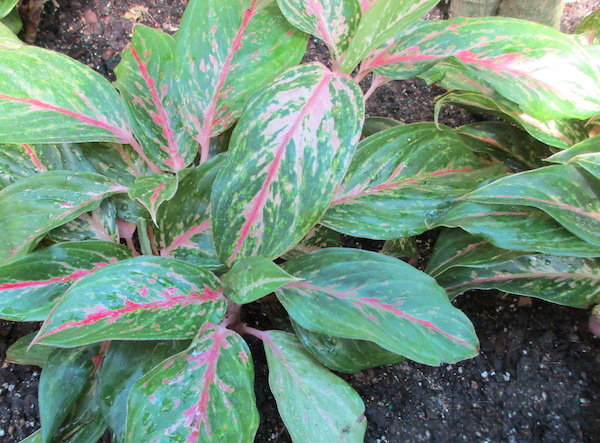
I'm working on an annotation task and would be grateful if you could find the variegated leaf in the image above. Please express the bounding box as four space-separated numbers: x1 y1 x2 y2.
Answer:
321 123 495 240
280 224 342 260
292 320 403 373
263 330 366 441
174 0 307 161
128 173 179 225
381 236 417 258
126 324 258 442
115 25 196 172
79 142 154 185
361 115 404 139
47 199 119 243
438 201 600 257
97 340 189 443
0 171 126 264
0 0 18 19
576 8 600 44
362 18 600 120
547 135 600 180
340 0 439 73
462 165 600 247
277 248 479 365
0 45 134 144
222 256 300 304
157 155 225 269
0 241 132 321
33 256 226 347
0 21 22 49
5 332 55 367
211 62 364 266
276 0 361 63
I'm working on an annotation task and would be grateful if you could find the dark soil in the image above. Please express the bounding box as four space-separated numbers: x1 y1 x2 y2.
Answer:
1 1 600 442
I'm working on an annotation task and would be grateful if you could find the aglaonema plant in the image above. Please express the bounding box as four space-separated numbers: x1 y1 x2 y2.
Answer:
1 0 599 441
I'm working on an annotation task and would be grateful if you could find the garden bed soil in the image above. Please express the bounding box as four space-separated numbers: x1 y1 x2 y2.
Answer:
1 1 600 442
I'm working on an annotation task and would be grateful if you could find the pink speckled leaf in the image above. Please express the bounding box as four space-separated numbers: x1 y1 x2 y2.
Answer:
0 241 133 322
33 256 226 347
125 324 258 442
276 0 361 63
362 18 600 120
115 25 196 172
128 173 179 225
174 0 307 161
211 63 364 266
276 248 479 365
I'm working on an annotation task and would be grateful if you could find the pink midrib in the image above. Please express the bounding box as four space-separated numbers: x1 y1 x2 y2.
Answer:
0 262 111 291
21 144 47 171
228 73 333 265
161 219 211 256
446 271 599 292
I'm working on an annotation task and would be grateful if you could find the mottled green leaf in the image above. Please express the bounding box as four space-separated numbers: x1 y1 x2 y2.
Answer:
174 0 307 161
126 324 258 442
128 173 179 225
0 46 134 144
547 135 600 180
34 256 226 347
0 241 132 321
5 332 54 367
263 330 366 441
576 8 600 44
79 142 153 185
277 0 361 63
280 224 342 260
0 20 21 47
277 248 479 365
361 116 404 139
0 171 126 264
292 321 403 373
211 63 364 265
47 199 119 243
363 18 600 120
222 256 299 304
115 25 196 172
321 123 496 240
381 236 417 259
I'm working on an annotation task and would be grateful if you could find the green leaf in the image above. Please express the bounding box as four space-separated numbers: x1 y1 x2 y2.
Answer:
0 171 126 264
174 0 308 160
462 165 600 247
126 324 258 442
547 135 600 180
34 256 226 347
97 340 189 443
576 8 600 44
222 256 299 304
292 321 403 373
280 224 342 260
437 201 600 257
263 330 366 441
363 18 600 120
321 123 495 240
0 18 22 46
156 155 225 269
0 0 18 19
0 46 134 144
340 0 439 73
381 236 417 258
211 62 364 266
18 430 42 443
115 25 196 172
361 116 404 139
277 248 479 365
5 332 55 367
276 0 361 62
128 173 179 225
79 142 153 185
0 241 133 321
47 199 119 243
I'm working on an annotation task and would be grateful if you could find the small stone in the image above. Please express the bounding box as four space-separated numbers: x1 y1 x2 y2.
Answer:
83 9 99 24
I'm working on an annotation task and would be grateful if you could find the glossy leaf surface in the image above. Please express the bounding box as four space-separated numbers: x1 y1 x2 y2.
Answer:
0 46 133 144
211 63 364 265
0 0 17 19
277 248 479 365
547 135 600 180
126 325 258 442
5 332 55 368
34 257 226 347
0 171 125 264
128 173 179 224
0 241 132 321
280 224 342 260
264 330 366 441
47 200 119 243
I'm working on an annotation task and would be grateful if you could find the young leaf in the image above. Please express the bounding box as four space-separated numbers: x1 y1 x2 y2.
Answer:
115 25 196 172
362 18 600 120
126 324 258 442
321 123 495 240
174 0 308 160
5 332 55 367
462 165 600 247
128 173 179 225
277 248 479 365
0 171 126 264
34 257 226 347
0 241 133 321
263 330 366 441
222 256 300 304
97 340 190 442
0 46 134 144
276 0 361 63
292 321 403 373
211 62 364 266
547 135 600 180
156 155 225 269
340 0 439 73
